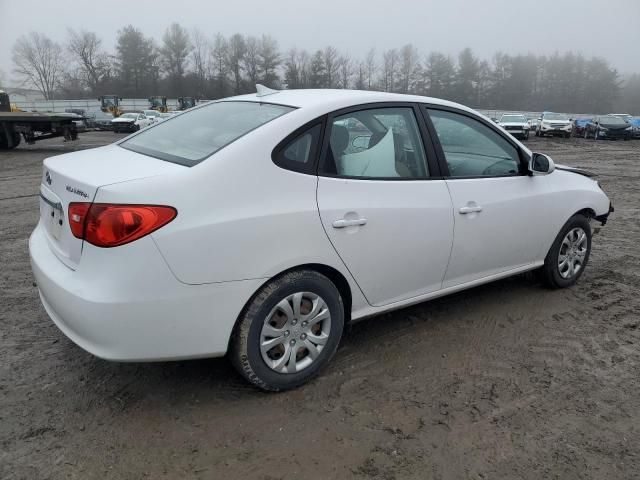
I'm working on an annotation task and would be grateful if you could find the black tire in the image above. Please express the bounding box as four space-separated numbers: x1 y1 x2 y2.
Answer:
230 270 345 391
135 125 140 131
540 214 592 289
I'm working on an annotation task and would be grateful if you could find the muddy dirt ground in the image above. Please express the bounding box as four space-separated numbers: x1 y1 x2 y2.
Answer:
1 132 639 480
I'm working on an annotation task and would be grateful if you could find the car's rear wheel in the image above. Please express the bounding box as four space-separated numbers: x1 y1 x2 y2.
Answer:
230 270 344 391
540 214 591 289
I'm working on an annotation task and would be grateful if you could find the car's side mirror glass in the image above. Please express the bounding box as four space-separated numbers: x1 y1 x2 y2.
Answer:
529 153 555 176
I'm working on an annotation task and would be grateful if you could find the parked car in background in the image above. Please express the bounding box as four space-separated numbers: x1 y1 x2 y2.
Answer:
90 110 114 130
59 112 87 132
571 118 590 137
536 112 572 138
143 109 162 124
629 117 640 139
584 115 633 140
111 112 152 133
608 113 633 123
498 113 530 140
30 88 613 391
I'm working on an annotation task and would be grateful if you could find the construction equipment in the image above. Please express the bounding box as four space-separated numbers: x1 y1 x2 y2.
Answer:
177 97 197 110
98 95 123 117
148 96 168 112
0 91 23 112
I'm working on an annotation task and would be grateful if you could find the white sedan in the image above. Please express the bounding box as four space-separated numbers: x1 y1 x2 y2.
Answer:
111 112 153 133
30 87 613 391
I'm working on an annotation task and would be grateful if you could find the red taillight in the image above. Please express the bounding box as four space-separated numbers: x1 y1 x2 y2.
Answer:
68 203 177 248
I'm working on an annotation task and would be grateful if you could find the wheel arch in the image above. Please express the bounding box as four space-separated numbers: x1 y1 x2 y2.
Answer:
227 263 354 351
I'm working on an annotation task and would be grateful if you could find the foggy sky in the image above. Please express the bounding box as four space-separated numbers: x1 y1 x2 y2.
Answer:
1 0 639 86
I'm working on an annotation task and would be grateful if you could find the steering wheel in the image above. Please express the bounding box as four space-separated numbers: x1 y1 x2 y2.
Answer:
482 159 516 176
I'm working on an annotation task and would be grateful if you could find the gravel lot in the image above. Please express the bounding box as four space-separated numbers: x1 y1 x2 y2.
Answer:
1 132 639 479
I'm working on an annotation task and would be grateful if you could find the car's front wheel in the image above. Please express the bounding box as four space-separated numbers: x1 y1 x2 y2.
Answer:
231 270 345 391
540 214 591 289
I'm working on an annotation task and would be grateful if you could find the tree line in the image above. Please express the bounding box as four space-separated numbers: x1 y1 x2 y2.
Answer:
9 24 640 114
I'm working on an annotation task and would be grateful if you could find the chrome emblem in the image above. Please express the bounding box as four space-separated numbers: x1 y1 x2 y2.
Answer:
45 171 52 185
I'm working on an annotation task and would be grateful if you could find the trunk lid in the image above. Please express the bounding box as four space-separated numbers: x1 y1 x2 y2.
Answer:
39 144 185 269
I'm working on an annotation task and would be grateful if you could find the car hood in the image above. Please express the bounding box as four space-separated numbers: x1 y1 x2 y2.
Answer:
542 119 571 124
555 164 597 178
599 122 629 130
500 122 528 127
112 117 135 123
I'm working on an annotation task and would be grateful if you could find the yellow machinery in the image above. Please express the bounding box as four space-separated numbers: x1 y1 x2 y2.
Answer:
98 95 123 117
148 96 168 113
0 91 22 112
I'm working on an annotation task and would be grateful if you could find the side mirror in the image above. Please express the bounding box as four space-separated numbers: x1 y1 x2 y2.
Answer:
529 153 555 176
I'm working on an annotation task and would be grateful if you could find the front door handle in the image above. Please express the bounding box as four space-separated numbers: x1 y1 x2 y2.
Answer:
459 205 483 214
332 218 367 228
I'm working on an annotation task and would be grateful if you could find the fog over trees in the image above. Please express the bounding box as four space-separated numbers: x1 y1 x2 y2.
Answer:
10 25 640 114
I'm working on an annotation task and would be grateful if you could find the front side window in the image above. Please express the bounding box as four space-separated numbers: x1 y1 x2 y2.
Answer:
428 109 521 178
121 101 294 166
322 107 428 179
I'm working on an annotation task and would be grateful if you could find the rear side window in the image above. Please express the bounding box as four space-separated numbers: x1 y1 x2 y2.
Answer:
121 101 294 166
273 124 322 173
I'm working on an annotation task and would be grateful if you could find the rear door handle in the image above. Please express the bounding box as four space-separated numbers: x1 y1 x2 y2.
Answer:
332 218 367 228
459 205 483 214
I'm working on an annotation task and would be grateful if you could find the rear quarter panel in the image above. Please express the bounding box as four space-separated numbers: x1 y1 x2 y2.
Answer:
94 116 369 312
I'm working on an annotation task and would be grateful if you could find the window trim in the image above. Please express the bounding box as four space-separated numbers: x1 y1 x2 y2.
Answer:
420 104 530 180
317 102 442 181
271 119 326 175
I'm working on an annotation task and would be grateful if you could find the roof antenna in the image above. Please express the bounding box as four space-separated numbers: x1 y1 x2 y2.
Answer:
256 84 279 97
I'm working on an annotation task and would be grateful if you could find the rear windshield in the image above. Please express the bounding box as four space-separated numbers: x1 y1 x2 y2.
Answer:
120 101 294 166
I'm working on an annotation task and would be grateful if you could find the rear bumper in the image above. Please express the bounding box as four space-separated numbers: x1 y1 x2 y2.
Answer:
29 222 263 361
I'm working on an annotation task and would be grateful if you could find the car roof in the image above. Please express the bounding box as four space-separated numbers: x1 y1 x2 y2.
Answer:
217 89 478 117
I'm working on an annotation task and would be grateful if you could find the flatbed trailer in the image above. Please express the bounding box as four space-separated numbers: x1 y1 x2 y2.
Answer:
0 112 79 150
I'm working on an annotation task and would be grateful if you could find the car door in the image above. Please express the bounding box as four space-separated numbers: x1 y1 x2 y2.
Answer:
138 114 148 127
316 104 454 307
424 106 553 288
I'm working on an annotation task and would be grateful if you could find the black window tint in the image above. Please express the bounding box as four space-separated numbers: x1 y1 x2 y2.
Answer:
428 109 520 178
273 123 322 173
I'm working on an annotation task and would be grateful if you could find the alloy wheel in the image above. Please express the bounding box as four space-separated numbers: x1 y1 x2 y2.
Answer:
558 227 588 279
260 292 332 374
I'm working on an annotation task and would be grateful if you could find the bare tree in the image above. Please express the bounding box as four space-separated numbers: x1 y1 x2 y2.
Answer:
243 36 260 86
210 33 228 97
226 34 246 94
337 55 353 89
382 49 399 92
0 68 6 88
67 29 111 94
190 28 210 97
13 32 64 100
398 44 419 94
365 49 377 90
284 48 310 89
323 46 340 88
